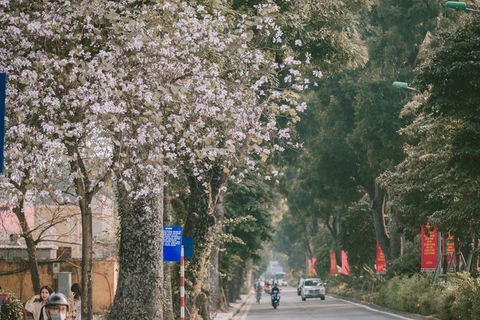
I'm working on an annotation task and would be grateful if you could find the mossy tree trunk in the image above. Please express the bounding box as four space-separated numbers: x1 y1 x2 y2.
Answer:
184 167 226 320
110 170 164 320
226 257 245 302
207 190 228 312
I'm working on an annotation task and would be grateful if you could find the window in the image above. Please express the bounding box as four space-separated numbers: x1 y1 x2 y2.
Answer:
57 247 72 259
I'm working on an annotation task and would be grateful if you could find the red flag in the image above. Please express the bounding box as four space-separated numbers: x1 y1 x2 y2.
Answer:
329 251 337 274
341 251 349 275
376 241 386 274
308 257 317 276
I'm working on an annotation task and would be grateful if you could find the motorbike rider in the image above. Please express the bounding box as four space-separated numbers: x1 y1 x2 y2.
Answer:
45 293 69 320
270 282 280 305
271 282 280 295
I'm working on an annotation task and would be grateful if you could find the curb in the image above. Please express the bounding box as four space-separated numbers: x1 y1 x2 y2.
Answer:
229 293 252 319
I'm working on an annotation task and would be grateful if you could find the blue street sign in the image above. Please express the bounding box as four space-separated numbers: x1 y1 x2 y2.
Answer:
0 73 5 174
183 236 194 258
163 226 183 262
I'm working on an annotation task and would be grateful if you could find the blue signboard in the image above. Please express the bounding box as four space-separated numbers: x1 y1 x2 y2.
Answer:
163 226 183 262
183 236 194 259
0 73 6 174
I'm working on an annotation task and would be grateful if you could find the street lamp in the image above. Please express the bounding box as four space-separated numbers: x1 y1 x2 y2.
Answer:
392 81 417 91
445 1 480 12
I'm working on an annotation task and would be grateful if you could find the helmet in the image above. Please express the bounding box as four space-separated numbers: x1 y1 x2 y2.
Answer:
46 293 69 310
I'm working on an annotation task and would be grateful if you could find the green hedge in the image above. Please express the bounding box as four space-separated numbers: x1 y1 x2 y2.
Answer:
374 274 443 316
438 275 480 320
329 272 480 319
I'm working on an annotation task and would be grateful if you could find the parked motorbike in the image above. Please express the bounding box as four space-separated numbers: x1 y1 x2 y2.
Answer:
271 292 280 309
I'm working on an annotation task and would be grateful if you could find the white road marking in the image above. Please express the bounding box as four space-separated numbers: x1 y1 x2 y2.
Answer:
237 295 253 320
331 296 418 319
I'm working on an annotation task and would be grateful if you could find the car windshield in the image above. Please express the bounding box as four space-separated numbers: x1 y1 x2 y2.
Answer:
305 280 321 286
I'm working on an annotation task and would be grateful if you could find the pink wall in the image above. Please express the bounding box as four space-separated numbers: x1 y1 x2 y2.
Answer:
0 205 34 234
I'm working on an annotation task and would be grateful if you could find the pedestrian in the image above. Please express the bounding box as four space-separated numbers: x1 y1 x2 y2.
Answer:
25 285 53 320
69 283 81 320
44 293 69 320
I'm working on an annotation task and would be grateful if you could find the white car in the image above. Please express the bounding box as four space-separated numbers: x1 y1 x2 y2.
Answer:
301 278 325 301
279 279 287 286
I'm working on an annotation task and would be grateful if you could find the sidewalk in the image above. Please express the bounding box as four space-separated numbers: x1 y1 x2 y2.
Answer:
213 292 251 320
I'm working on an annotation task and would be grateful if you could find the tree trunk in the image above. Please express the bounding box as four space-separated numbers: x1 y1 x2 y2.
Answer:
471 236 478 278
183 179 214 320
13 195 41 293
183 168 226 320
110 170 164 320
69 156 96 320
208 190 227 312
163 179 175 320
371 182 401 268
227 258 244 302
79 194 93 320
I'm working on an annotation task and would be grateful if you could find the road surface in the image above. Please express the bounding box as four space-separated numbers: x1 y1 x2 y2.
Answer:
235 286 423 320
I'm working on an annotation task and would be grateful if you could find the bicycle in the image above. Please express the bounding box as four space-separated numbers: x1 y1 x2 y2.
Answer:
256 290 262 304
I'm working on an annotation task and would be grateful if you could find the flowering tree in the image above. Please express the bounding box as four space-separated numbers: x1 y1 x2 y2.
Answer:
0 1 120 318
1 0 360 319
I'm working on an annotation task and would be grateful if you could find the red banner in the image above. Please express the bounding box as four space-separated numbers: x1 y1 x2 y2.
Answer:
341 250 349 275
421 225 438 271
307 257 317 276
446 233 456 271
376 241 387 274
329 251 337 274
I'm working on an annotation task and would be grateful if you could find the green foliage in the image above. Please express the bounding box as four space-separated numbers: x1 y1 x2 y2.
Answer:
347 266 386 292
279 0 442 272
338 195 376 274
223 176 274 263
0 292 24 320
367 0 440 74
273 212 308 273
416 15 480 177
374 274 442 316
386 240 421 277
231 0 371 74
332 272 480 319
439 275 480 320
381 14 480 247
325 266 386 302
312 225 336 279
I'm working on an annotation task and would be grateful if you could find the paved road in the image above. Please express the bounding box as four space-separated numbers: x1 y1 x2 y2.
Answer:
235 287 421 320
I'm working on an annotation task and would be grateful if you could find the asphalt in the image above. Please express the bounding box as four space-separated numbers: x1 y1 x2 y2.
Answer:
212 291 439 320
213 292 251 320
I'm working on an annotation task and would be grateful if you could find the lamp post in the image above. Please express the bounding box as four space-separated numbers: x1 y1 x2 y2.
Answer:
445 1 480 12
392 81 417 91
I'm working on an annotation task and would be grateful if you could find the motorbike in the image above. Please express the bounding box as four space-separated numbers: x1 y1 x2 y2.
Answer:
271 292 280 309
